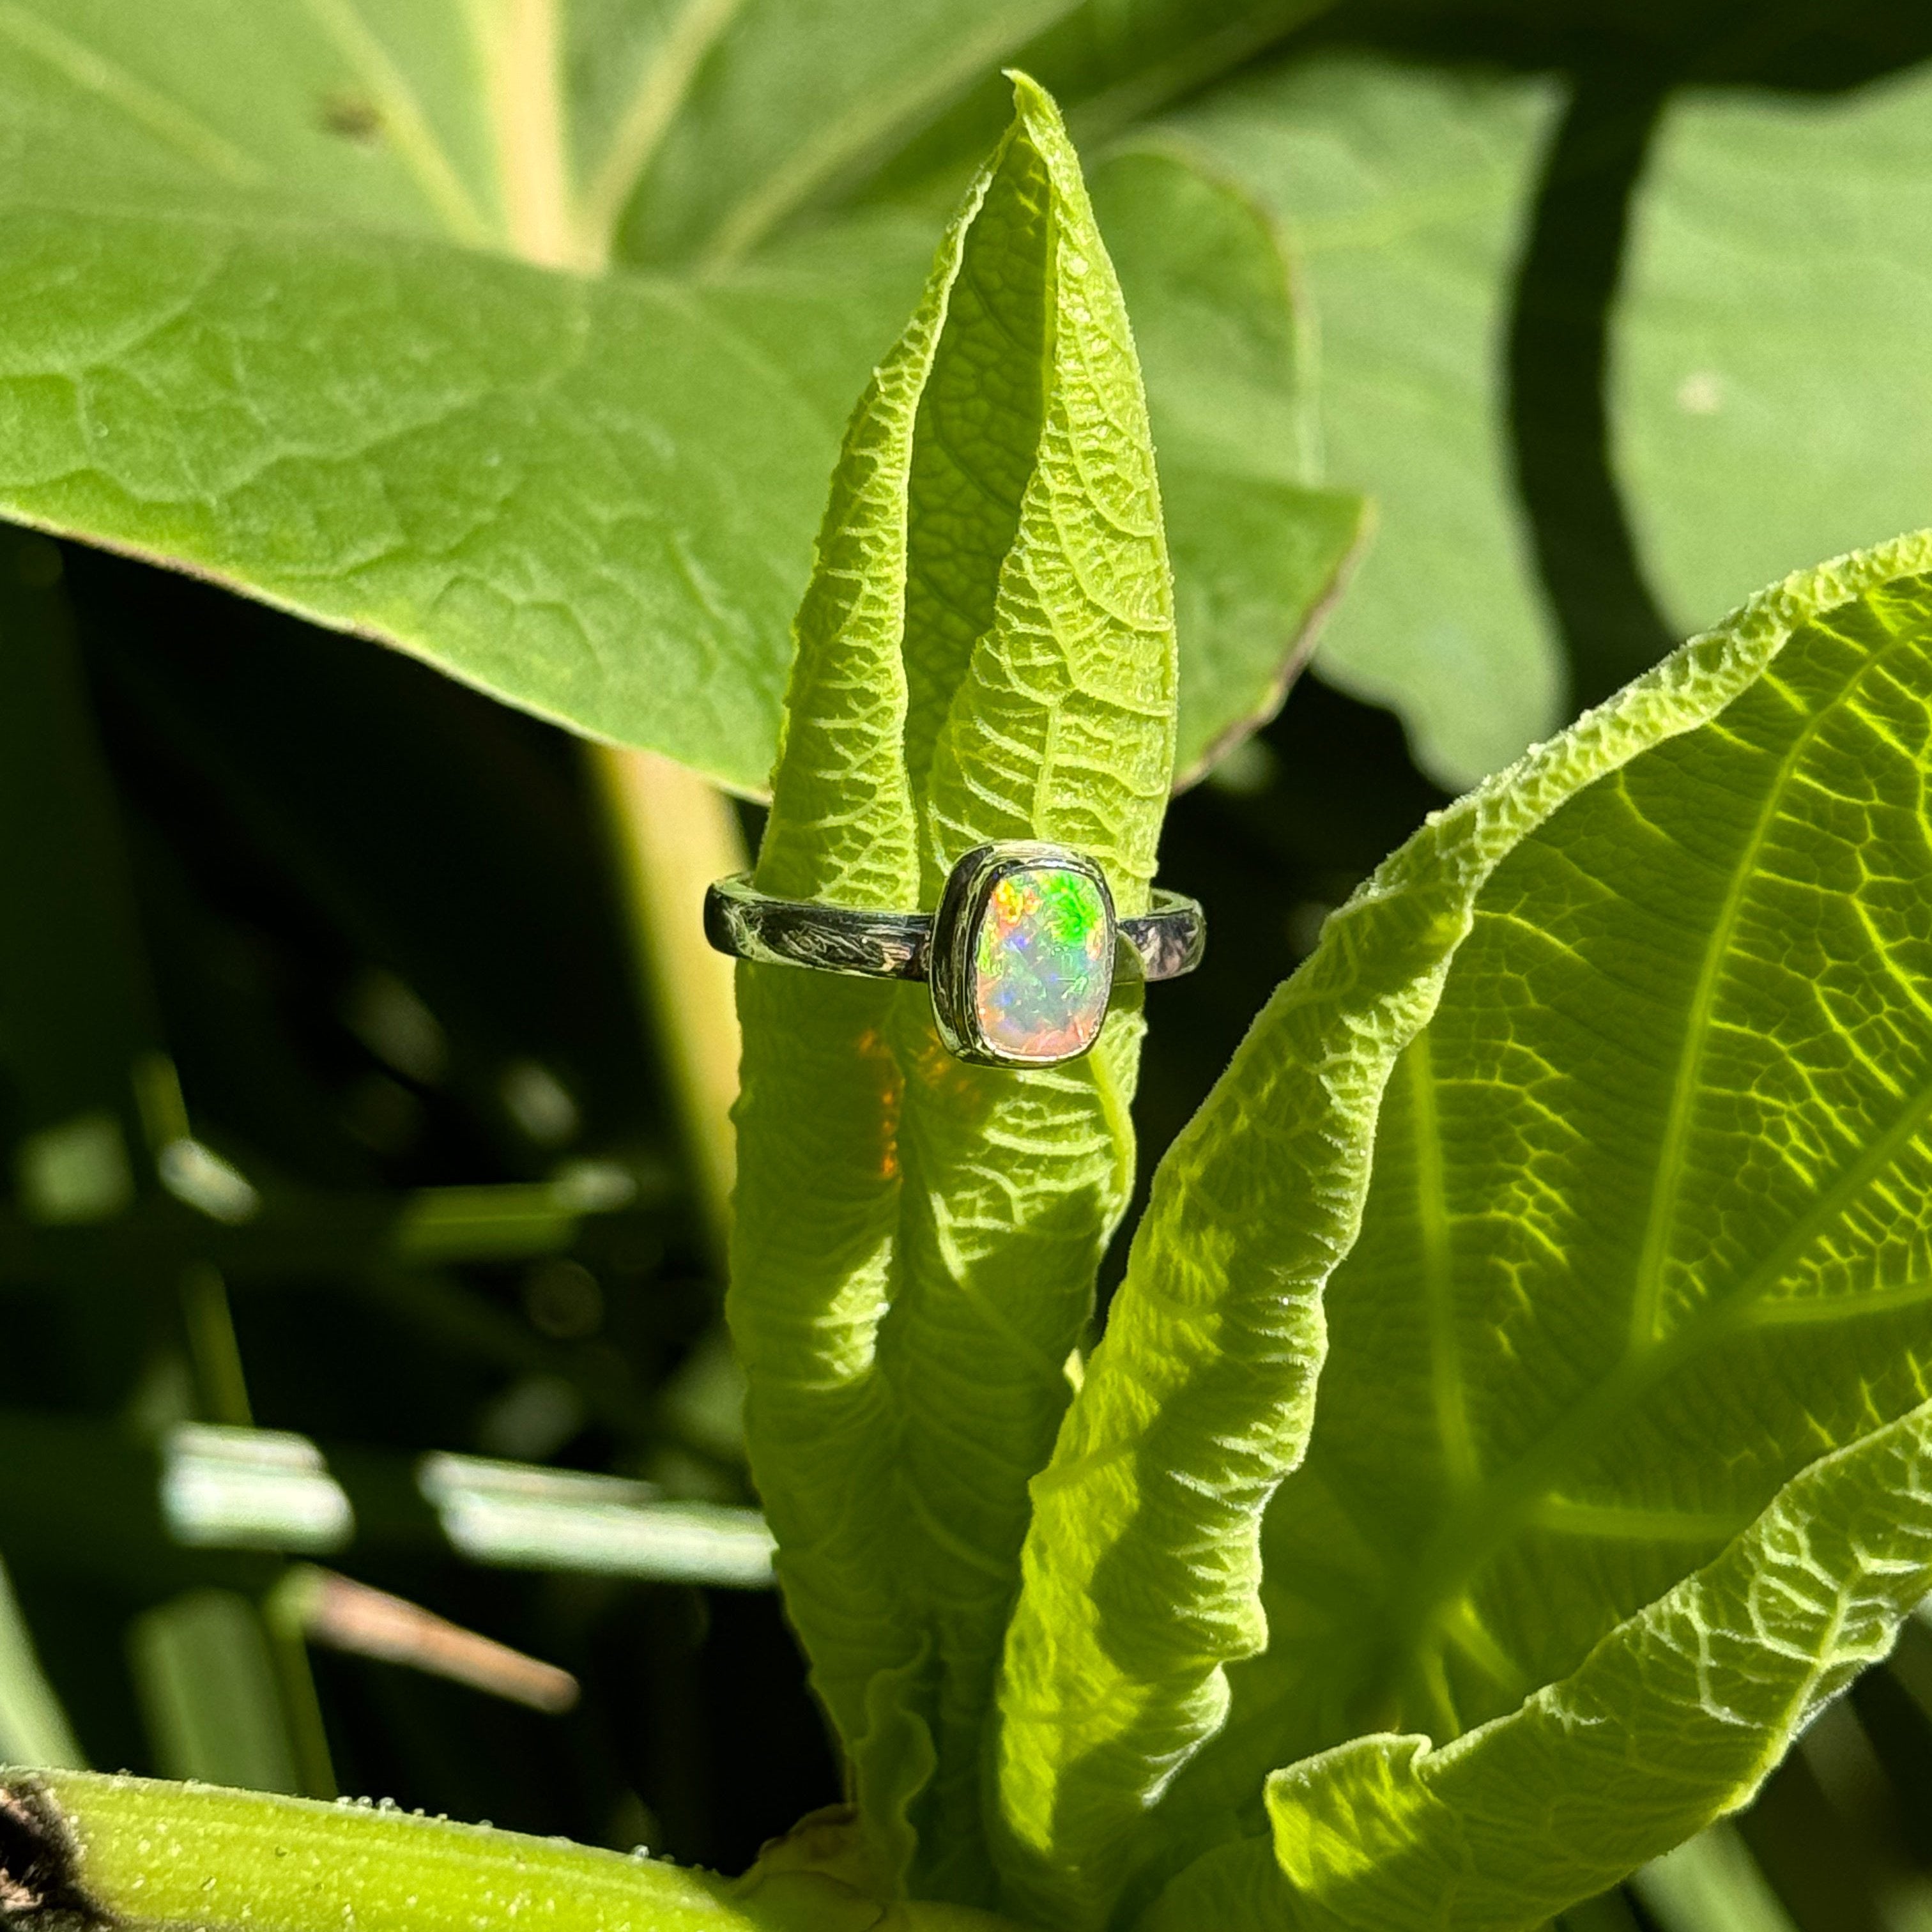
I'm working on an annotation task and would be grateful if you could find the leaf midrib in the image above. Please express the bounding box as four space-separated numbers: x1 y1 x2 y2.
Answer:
1408 1032 1475 1494
1623 671 1831 1351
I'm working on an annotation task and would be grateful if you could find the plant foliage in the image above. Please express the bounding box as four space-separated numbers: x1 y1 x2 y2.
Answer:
0 0 1358 792
11 10 1932 1932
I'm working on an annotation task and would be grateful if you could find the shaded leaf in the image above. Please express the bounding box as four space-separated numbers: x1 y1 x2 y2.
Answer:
1617 64 1932 648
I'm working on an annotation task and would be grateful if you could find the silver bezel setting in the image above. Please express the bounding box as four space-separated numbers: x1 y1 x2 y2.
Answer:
928 841 1118 1069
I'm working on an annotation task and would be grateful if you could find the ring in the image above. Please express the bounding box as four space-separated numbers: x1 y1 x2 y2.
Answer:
705 840 1206 1068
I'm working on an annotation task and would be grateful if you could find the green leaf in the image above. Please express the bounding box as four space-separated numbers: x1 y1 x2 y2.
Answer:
0 1 1342 789
1144 48 1932 793
858 0 1338 206
1616 65 1932 648
1119 530 1932 1924
1137 1399 1932 1932
992 530 1932 1930
728 77 1174 1906
0 190 912 790
604 0 1073 270
1155 53 1563 788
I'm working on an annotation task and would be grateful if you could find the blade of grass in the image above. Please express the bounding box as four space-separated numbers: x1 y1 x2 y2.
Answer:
0 1552 82 1769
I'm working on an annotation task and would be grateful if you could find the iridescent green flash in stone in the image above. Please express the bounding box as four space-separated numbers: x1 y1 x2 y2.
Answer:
970 864 1112 1061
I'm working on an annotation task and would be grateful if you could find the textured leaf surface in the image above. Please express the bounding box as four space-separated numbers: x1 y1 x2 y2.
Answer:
0 0 1345 787
728 80 1173 1906
993 530 1932 1929
1156 54 1561 788
1617 64 1932 647
1138 1402 1932 1932
1125 533 1932 1921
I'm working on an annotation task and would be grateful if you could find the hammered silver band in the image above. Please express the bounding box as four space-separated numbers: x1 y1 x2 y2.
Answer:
703 875 1205 985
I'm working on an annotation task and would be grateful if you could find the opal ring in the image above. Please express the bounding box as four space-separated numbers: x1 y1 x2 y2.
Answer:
704 840 1205 1068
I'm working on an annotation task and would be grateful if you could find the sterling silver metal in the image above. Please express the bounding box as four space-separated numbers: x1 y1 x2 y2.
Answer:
703 839 1206 1068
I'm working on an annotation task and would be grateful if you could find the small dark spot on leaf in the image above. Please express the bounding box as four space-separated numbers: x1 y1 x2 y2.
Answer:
0 1781 113 1929
321 95 382 144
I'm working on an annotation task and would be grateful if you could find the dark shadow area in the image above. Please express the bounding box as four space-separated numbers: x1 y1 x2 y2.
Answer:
1506 61 1677 710
1 539 839 1872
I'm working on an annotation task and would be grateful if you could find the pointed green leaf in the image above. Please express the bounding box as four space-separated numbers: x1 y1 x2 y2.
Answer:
992 530 1932 1929
728 77 1173 1906
0 1 1337 789
1138 1399 1932 1932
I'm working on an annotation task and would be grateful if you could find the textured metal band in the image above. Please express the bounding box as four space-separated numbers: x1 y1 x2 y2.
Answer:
703 873 1204 985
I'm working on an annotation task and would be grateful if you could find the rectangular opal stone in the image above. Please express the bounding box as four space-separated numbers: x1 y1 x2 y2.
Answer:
970 863 1112 1061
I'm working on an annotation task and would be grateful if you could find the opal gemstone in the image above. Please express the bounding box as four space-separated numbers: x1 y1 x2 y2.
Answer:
971 864 1112 1061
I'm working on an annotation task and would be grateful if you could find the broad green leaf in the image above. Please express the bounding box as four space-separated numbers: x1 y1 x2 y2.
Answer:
1137 1399 1932 1932
1616 64 1932 647
1156 54 1563 788
860 0 1337 211
991 530 1932 1931
0 0 1341 788
608 0 1072 268
728 79 1172 1906
1133 531 1932 1917
1151 47 1932 793
0 199 908 788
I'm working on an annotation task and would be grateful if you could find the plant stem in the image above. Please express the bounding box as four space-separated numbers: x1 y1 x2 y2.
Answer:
15 1772 1032 1932
591 746 745 1263
22 1771 760 1932
471 0 747 1268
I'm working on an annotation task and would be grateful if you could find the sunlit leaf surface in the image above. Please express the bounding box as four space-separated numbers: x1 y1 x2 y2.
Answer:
729 79 1174 1907
0 1 1351 788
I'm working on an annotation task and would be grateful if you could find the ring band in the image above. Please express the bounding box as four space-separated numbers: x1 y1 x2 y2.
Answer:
705 840 1205 1068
